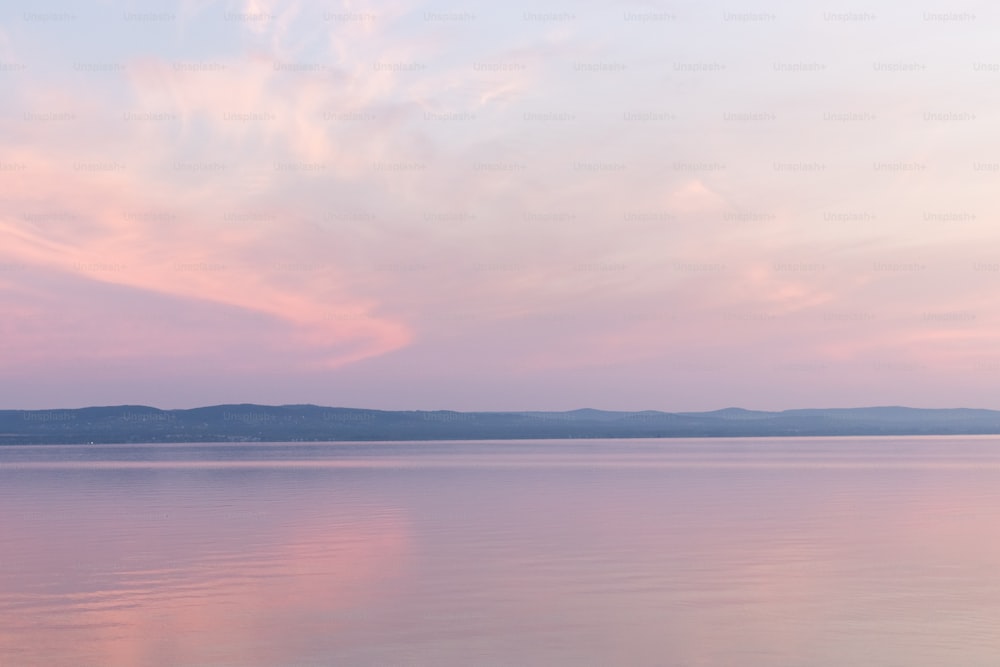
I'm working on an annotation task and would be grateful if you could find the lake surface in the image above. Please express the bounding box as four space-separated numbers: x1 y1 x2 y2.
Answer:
2 437 1000 666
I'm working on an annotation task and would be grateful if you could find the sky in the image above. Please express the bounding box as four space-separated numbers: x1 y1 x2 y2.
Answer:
2 0 999 410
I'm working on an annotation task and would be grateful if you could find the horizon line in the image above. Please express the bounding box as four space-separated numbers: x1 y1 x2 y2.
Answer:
4 404 997 413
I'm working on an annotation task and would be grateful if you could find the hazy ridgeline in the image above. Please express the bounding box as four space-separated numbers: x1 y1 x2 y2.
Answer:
5 405 1000 444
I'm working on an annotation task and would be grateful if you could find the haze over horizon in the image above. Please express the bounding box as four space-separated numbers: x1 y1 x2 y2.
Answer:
3 1 1000 410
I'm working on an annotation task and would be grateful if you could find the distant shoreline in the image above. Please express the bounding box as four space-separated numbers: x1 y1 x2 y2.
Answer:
3 405 1000 445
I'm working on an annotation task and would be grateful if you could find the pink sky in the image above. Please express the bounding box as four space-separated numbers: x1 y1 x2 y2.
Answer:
2 0 1000 409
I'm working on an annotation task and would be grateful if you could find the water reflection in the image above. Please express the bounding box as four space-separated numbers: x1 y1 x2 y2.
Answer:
0 469 409 666
2 438 1000 666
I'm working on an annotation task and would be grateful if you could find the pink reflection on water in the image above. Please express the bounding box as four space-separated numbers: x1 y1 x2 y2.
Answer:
0 486 410 667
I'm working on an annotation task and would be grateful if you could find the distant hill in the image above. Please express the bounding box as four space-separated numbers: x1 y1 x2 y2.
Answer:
3 404 1000 444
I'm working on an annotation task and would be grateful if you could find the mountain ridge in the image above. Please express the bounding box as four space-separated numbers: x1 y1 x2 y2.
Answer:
4 404 1000 444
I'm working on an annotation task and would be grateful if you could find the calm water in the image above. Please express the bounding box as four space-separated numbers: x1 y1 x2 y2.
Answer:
2 437 1000 666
